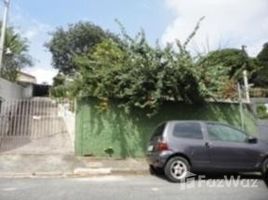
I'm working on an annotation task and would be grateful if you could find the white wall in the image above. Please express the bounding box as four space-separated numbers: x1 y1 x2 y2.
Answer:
0 78 23 100
22 84 33 99
58 103 75 148
0 78 34 101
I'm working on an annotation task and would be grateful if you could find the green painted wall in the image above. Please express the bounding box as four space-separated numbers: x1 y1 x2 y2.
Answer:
75 97 257 158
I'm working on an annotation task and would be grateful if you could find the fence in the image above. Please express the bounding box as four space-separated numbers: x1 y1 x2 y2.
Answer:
75 97 257 158
250 88 268 98
0 98 74 153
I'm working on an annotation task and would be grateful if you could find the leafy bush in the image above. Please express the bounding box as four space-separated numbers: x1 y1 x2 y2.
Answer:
71 19 235 115
257 104 268 119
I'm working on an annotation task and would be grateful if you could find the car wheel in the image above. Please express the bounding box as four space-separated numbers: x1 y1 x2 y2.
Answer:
164 156 190 182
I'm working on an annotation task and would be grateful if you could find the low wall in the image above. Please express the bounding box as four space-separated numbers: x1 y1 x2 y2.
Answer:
58 103 75 147
75 97 257 158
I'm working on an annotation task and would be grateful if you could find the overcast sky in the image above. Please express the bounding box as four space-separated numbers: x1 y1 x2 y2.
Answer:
1 0 267 84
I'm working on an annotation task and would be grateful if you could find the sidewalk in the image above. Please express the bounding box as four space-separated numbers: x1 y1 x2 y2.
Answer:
0 154 149 178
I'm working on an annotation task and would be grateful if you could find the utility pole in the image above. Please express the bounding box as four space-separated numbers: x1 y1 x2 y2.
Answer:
0 0 10 72
243 70 250 103
237 83 245 130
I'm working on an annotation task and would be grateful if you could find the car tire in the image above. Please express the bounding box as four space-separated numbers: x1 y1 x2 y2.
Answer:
164 156 190 183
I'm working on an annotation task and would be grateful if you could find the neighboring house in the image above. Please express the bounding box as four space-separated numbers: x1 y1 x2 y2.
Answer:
0 77 25 100
0 78 26 136
16 71 36 99
0 72 37 115
17 71 51 97
17 71 37 84
0 73 51 142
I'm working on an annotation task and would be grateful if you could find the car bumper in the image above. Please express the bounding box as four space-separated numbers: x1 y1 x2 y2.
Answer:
146 150 173 168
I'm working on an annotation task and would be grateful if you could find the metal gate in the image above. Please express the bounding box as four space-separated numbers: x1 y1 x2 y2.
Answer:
0 98 74 154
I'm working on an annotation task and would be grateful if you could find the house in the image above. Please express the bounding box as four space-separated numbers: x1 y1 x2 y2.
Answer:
0 71 51 100
17 71 51 97
0 77 25 100
1 71 52 114
17 71 37 84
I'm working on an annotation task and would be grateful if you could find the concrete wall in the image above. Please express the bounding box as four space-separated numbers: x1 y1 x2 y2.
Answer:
22 84 33 99
75 97 257 158
0 78 24 100
251 98 268 141
58 103 75 148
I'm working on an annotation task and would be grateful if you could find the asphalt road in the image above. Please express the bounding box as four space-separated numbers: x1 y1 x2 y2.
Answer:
0 175 268 200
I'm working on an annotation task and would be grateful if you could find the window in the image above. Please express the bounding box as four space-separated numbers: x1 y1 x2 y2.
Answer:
207 123 247 143
173 122 203 139
151 123 166 139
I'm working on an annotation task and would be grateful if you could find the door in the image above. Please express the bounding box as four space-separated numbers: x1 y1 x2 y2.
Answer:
205 123 260 170
170 122 210 169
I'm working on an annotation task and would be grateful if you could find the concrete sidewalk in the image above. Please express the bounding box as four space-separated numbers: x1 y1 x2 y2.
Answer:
0 154 149 178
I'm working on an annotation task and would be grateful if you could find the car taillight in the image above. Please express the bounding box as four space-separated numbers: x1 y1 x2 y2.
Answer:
155 139 169 151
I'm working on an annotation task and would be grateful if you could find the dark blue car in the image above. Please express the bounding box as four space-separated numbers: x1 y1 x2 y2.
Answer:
146 121 268 182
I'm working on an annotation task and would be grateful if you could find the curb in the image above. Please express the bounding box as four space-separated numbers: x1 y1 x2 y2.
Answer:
0 172 72 178
73 168 112 176
111 168 149 175
0 168 149 178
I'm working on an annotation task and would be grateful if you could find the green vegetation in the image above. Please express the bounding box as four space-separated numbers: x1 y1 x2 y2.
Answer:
198 48 260 80
253 43 268 87
48 19 240 114
47 19 268 114
257 104 268 119
0 25 32 81
46 22 120 76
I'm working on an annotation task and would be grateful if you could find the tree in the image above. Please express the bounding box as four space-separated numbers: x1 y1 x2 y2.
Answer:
0 26 32 81
50 73 68 97
198 48 260 80
253 43 268 87
51 18 244 115
46 21 120 76
72 18 234 115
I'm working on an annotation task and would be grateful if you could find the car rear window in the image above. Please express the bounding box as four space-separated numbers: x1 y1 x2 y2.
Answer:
151 123 166 139
173 122 203 139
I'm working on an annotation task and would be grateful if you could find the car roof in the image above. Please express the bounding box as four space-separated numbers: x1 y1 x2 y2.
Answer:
165 120 230 126
165 120 246 132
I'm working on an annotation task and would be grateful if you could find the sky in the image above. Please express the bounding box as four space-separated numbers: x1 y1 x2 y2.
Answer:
1 0 268 84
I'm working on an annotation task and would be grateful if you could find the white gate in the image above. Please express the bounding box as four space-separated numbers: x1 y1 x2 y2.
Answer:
0 98 74 154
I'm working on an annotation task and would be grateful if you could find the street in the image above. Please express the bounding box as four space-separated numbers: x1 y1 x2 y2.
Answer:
0 175 268 200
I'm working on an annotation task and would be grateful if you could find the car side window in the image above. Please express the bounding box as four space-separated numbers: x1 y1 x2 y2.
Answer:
173 122 203 140
207 123 247 143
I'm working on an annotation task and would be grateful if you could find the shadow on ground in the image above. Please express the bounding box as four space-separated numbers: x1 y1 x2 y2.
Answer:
151 171 268 188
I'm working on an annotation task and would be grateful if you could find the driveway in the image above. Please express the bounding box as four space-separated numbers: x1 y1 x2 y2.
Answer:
0 175 267 200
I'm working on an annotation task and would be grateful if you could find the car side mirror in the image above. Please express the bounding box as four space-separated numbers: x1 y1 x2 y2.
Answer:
247 136 258 144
